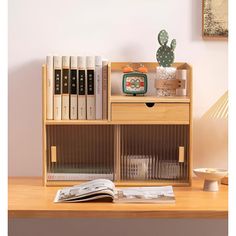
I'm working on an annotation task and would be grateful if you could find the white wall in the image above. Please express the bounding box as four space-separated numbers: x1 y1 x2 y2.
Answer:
8 0 228 176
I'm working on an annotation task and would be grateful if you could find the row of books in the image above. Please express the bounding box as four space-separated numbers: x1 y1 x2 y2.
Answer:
46 55 108 120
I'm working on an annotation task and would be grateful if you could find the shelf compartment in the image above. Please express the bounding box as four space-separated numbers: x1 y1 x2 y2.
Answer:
46 125 114 181
120 125 189 181
110 62 192 98
111 103 189 123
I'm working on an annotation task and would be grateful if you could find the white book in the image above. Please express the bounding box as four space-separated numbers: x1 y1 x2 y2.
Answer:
78 56 86 120
53 56 62 120
95 56 103 120
86 56 95 120
70 56 78 120
102 59 108 120
46 55 54 120
62 56 70 120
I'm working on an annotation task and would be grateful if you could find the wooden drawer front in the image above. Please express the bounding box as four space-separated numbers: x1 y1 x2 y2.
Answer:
111 103 189 123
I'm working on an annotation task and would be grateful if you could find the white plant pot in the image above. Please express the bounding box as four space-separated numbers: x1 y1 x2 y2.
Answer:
155 66 176 97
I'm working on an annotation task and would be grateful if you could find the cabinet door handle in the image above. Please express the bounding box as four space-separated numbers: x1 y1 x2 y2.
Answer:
51 146 57 163
179 146 185 163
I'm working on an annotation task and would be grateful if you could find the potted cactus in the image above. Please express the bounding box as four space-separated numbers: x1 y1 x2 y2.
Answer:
155 30 177 96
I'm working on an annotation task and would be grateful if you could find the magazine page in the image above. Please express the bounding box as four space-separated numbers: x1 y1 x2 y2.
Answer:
114 186 175 203
54 179 115 203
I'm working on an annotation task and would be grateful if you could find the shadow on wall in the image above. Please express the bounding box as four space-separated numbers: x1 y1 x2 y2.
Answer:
8 60 43 176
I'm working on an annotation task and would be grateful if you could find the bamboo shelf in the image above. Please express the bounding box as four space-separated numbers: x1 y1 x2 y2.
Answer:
42 62 193 186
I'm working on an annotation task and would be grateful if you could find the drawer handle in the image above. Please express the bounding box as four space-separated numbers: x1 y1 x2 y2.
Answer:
145 103 155 108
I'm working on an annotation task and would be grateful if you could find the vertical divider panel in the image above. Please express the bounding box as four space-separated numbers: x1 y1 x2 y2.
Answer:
42 65 47 185
114 125 121 181
107 63 111 121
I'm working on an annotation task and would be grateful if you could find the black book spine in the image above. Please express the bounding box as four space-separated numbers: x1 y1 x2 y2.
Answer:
78 70 86 95
70 69 77 94
87 69 94 95
54 69 61 94
62 69 69 94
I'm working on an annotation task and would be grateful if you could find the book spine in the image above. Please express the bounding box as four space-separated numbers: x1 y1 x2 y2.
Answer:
102 60 108 120
86 56 95 120
95 56 102 120
70 56 78 120
53 56 62 120
62 56 70 120
78 56 86 120
46 55 54 120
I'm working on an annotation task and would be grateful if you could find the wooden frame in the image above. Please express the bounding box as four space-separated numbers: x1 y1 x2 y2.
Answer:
42 62 193 187
202 0 228 40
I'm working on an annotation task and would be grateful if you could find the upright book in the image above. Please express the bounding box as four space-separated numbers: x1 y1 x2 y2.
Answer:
102 59 108 120
46 55 54 120
86 56 95 120
53 56 62 120
78 56 86 120
62 56 70 120
95 56 103 120
70 56 78 120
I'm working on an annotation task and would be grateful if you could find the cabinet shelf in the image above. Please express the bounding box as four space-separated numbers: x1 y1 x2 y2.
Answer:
110 95 190 103
45 120 110 125
45 120 190 125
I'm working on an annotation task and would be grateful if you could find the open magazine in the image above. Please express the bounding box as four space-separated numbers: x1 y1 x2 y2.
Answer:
54 179 175 203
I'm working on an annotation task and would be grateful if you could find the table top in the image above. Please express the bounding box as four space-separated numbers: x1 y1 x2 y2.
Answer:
8 177 228 219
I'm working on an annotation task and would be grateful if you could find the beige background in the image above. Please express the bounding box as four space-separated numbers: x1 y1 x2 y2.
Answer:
9 0 228 175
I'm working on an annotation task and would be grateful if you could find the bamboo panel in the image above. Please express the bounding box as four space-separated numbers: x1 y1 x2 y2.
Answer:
46 125 114 181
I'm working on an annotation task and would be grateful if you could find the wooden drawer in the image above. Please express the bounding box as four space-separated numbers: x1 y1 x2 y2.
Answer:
111 103 189 123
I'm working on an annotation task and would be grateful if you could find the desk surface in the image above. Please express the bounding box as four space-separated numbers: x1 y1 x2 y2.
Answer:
8 177 228 219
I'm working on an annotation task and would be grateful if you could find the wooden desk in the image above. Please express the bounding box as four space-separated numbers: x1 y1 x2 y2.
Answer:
8 177 228 219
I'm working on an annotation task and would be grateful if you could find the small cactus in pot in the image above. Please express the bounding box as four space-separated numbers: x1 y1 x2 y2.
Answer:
155 30 177 96
156 30 176 67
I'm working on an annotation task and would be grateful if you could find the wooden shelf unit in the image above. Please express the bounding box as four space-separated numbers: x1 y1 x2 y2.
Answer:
42 62 193 186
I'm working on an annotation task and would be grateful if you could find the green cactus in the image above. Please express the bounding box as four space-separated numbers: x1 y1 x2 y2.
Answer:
156 30 176 67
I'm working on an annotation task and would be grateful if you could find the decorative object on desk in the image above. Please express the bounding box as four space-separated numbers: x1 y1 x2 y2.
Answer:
202 91 228 185
155 30 177 97
221 175 228 185
122 64 148 96
202 0 228 39
193 168 227 192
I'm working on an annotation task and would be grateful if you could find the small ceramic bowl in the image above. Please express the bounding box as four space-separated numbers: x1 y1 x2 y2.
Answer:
193 168 228 192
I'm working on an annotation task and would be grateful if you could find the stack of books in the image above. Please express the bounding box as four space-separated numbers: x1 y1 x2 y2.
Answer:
46 55 109 120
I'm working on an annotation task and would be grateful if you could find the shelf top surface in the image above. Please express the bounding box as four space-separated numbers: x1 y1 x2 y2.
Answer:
110 95 190 103
9 177 227 219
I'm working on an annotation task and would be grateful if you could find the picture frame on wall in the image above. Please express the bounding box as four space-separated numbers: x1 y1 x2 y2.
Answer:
202 0 228 40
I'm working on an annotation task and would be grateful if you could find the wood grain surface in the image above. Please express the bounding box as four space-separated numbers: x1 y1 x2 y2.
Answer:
9 177 228 219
